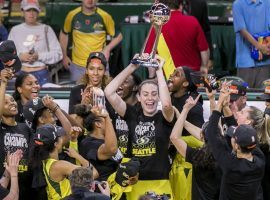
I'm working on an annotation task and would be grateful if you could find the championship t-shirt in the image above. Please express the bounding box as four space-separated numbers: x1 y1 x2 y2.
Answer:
123 105 176 180
79 136 122 181
0 122 33 199
107 103 141 158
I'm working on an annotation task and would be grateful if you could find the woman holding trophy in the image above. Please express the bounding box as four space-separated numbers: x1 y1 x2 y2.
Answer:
105 51 176 199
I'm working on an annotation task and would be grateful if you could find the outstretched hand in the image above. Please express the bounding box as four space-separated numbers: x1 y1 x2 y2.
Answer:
218 81 231 106
183 94 201 111
155 54 165 71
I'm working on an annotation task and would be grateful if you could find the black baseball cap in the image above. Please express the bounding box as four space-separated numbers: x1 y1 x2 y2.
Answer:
86 52 107 67
23 98 45 129
0 40 21 73
33 124 65 146
257 79 270 101
227 125 257 149
115 158 140 187
229 80 247 101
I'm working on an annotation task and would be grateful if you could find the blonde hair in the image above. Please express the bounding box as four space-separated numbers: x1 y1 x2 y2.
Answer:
248 106 270 147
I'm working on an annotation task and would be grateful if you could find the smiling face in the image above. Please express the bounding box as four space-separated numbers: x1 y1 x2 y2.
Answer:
168 68 186 93
235 106 252 125
117 75 136 100
138 82 159 116
3 94 18 117
17 74 40 103
86 62 105 87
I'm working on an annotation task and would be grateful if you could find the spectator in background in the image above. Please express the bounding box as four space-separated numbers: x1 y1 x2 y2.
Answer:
257 79 270 115
232 0 270 88
145 0 209 79
59 0 122 82
65 167 111 200
8 0 63 85
0 150 22 200
182 0 214 70
0 12 8 70
0 12 7 42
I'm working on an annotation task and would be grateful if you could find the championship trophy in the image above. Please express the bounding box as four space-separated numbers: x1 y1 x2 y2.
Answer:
92 87 106 114
131 2 171 68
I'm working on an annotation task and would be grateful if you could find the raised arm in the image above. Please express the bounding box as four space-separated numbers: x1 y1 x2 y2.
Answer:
42 95 72 145
97 112 118 161
155 55 174 122
170 95 201 157
104 56 139 117
184 121 202 141
0 69 13 119
2 151 21 200
206 82 232 168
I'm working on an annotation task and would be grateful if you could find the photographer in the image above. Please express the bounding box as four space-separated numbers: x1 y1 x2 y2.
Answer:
65 167 110 200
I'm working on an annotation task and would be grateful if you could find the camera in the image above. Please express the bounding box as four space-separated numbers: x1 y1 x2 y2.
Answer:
93 181 106 193
141 191 170 200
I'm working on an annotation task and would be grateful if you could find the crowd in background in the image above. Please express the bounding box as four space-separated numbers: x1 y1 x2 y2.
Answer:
0 0 270 200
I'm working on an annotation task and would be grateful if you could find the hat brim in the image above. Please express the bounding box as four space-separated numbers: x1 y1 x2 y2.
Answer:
230 94 242 102
256 94 270 101
55 126 66 137
11 56 22 73
0 53 22 73
22 5 40 12
226 126 236 138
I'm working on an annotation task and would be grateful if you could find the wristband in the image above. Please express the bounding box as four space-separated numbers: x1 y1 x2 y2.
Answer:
52 104 60 113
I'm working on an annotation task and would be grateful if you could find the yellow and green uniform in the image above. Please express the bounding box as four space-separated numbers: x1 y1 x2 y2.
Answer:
63 7 115 67
169 136 203 200
43 158 71 200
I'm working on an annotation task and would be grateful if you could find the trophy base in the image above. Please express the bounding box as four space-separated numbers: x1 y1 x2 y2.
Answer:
131 58 159 68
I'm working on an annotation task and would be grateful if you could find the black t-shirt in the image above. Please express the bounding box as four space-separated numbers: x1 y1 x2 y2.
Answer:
123 105 176 180
15 100 25 123
107 102 141 158
206 111 265 200
69 84 86 114
0 122 33 200
79 136 122 181
260 144 270 200
186 146 221 200
172 93 204 136
0 184 9 199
